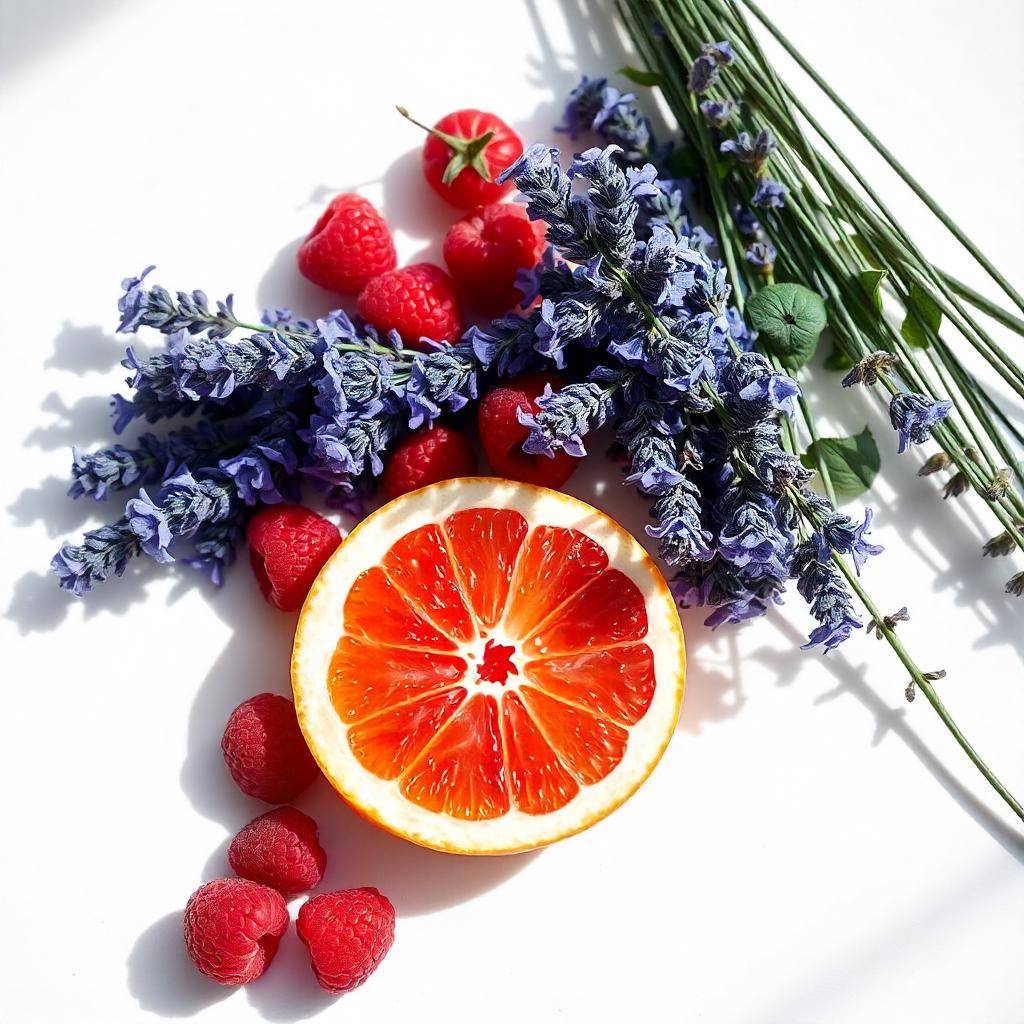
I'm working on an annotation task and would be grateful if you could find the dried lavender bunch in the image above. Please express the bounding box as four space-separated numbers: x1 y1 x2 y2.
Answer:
496 142 882 650
53 276 480 594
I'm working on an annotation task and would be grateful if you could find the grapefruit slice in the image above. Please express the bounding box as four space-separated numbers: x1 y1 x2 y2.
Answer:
292 478 685 854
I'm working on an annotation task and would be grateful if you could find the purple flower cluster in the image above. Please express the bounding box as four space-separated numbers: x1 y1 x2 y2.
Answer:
491 83 885 649
53 273 479 594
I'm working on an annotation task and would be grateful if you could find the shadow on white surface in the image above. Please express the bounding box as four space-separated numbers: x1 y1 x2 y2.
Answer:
754 611 1024 864
127 911 233 1017
0 0 129 83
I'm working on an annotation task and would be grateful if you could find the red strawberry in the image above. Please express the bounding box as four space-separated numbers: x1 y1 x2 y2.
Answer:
222 693 320 804
228 807 326 897
443 203 546 312
297 194 396 294
398 106 522 208
297 888 396 994
381 425 477 501
478 372 579 489
247 504 341 612
358 263 462 346
183 878 289 986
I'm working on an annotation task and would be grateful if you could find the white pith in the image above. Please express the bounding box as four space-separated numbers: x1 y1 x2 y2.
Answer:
292 477 685 855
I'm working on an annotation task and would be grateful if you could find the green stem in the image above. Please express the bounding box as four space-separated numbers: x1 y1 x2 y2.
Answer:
735 0 1024 318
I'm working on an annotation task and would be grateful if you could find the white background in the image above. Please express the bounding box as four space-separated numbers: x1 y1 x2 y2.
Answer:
2 1 1023 1021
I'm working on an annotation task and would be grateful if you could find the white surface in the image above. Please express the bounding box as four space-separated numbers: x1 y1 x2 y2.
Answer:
1 1 1023 1022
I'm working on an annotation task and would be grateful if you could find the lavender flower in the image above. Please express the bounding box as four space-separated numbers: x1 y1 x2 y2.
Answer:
700 99 738 128
889 392 953 453
520 375 621 458
791 539 863 651
745 241 777 272
752 179 788 209
721 129 778 171
117 267 240 340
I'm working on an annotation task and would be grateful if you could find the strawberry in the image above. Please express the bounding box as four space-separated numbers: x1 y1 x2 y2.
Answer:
297 194 396 294
358 263 462 346
381 425 477 501
247 504 341 612
443 203 546 312
478 372 579 488
297 888 396 994
397 106 522 209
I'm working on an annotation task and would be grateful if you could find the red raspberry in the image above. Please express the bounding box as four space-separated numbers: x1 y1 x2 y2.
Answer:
297 194 396 294
381 425 477 501
247 504 341 612
443 203 547 312
297 888 396 994
222 693 319 804
228 807 327 897
358 263 462 346
398 106 522 209
478 372 579 488
183 878 289 986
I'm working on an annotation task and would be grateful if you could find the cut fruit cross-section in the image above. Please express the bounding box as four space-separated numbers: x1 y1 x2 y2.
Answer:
292 478 685 855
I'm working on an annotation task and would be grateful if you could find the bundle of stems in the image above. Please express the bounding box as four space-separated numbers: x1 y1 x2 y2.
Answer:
609 0 1024 820
615 0 1024 586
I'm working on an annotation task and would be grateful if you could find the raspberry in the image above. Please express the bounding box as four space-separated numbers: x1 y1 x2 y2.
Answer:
228 807 326 897
357 263 462 346
247 504 341 612
443 203 546 312
478 372 579 488
297 194 396 294
297 888 396 994
381 425 477 501
222 693 319 803
183 878 289 986
399 106 522 209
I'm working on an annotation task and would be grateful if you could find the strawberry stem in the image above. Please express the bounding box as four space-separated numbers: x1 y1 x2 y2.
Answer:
396 105 495 185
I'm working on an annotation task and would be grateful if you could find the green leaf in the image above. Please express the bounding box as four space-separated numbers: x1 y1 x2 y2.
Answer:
823 343 854 372
801 426 881 502
617 65 664 88
746 283 828 370
849 233 875 264
857 268 888 312
900 283 942 349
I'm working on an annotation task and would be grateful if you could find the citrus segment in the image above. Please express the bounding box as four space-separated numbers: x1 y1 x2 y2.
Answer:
500 691 580 815
328 635 468 723
343 565 456 650
519 685 629 785
503 526 609 640
521 568 648 658
380 524 475 643
523 644 656 727
347 688 467 780
441 508 527 629
400 694 510 820
292 478 685 855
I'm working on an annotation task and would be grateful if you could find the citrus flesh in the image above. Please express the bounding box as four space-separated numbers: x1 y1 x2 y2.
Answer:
292 478 685 854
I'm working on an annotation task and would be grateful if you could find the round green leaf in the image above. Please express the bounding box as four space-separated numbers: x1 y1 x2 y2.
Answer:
746 283 828 369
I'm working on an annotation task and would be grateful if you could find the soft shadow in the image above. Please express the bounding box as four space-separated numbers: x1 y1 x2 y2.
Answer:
24 391 118 451
754 612 1024 864
244 931 336 1022
675 610 746 735
8 475 99 536
3 562 181 635
254 236 353 324
378 147 453 259
126 911 233 1017
0 0 129 83
43 321 124 373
